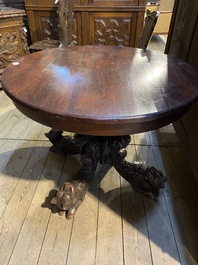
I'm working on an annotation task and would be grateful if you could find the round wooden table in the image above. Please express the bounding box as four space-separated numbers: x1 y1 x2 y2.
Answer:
2 46 198 219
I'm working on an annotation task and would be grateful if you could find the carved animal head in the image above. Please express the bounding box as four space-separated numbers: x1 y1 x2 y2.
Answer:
51 182 76 215
45 129 63 141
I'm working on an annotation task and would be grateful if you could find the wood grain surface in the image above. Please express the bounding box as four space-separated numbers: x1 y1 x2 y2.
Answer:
2 45 198 135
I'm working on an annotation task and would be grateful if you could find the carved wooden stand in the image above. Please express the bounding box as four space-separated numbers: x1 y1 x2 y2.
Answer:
0 8 29 89
46 129 167 220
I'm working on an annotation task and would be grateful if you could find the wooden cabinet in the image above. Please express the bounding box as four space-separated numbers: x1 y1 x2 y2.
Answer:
24 0 146 47
0 8 29 69
165 0 198 183
0 7 29 88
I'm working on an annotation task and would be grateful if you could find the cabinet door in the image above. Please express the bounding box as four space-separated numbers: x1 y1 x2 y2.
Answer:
29 10 82 45
33 11 59 41
88 12 137 47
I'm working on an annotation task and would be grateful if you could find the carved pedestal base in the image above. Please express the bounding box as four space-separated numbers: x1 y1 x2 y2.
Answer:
46 129 167 219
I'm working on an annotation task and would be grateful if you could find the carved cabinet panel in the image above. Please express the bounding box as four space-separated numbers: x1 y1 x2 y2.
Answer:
25 0 146 48
0 8 29 69
34 11 59 41
26 9 82 45
89 12 137 46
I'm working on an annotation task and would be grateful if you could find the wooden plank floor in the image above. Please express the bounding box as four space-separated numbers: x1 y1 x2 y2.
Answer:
0 36 198 265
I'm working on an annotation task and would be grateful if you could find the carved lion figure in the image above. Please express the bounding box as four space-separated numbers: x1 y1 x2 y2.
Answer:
51 181 87 220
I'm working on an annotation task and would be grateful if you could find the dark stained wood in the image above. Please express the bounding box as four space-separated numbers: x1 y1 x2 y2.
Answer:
165 0 198 184
2 45 198 136
138 9 160 50
165 0 198 62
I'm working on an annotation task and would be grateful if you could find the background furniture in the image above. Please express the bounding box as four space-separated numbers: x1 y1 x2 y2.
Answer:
165 0 198 184
138 9 159 49
0 7 29 89
30 6 159 52
29 0 74 51
147 0 174 35
25 0 147 48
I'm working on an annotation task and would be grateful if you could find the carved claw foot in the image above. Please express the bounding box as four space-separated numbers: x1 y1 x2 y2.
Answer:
51 180 89 220
50 155 97 219
112 152 167 200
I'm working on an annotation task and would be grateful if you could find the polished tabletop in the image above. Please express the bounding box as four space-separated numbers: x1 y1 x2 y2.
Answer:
2 45 198 136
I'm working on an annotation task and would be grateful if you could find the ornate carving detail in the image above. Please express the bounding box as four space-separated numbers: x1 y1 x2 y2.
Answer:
112 151 167 200
0 9 29 68
45 129 130 165
45 129 80 155
0 28 29 67
46 129 167 219
94 18 132 46
19 27 29 55
0 16 24 24
0 31 20 67
51 180 89 220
